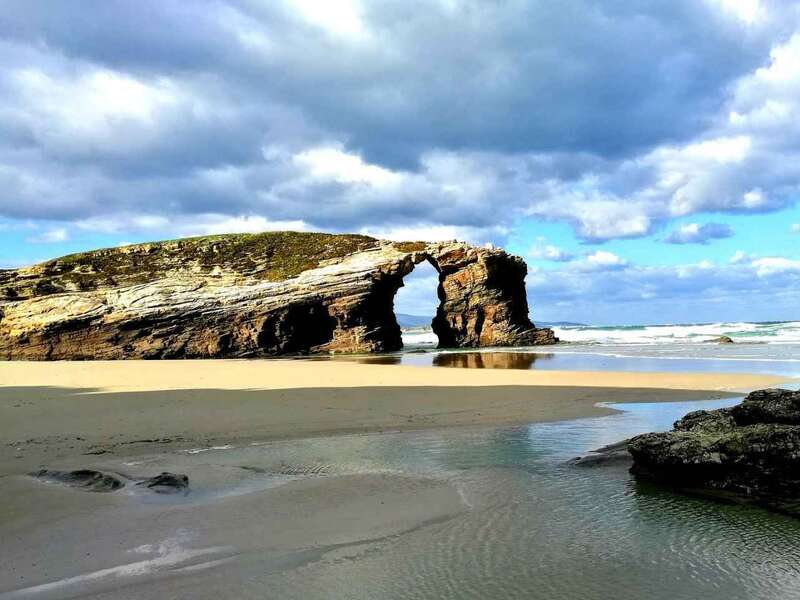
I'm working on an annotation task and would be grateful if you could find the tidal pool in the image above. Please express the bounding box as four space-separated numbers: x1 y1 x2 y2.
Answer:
132 397 800 599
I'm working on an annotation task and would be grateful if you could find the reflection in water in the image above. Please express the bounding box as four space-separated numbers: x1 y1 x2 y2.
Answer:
329 351 556 369
432 351 554 369
164 398 800 599
319 347 800 376
348 355 403 365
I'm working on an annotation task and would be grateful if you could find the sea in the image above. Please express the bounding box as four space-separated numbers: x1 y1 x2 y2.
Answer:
397 320 800 377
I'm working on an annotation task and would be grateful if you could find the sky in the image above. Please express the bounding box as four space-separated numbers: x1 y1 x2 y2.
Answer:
1 0 800 325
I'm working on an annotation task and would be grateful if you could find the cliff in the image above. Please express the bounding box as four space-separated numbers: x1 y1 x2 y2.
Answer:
0 232 556 359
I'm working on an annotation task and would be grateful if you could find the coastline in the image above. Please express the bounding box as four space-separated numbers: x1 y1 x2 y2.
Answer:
0 359 787 475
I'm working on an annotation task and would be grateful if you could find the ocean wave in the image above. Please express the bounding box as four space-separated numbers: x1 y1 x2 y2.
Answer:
552 321 800 345
401 320 800 347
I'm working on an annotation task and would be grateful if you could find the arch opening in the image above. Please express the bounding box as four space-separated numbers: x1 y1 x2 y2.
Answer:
393 258 441 349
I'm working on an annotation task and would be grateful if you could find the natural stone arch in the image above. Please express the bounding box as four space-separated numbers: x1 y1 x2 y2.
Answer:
389 253 443 348
0 234 556 359
371 241 557 352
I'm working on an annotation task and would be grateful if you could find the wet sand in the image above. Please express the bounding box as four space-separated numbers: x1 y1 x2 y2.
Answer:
1 468 465 599
0 359 785 474
0 359 791 598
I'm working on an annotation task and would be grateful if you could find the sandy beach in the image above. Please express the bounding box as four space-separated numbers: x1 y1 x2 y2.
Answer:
0 359 792 599
0 359 784 473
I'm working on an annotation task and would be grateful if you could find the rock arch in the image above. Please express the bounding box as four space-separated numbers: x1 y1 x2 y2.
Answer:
0 234 557 359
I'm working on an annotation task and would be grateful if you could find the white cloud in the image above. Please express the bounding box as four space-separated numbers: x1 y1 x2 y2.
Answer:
581 250 628 270
294 146 403 187
730 250 749 263
681 135 752 164
10 67 185 153
726 252 800 276
285 0 368 41
707 0 764 24
182 215 311 236
791 224 800 233
26 227 69 244
528 194 653 241
528 243 574 262
358 224 501 244
751 256 800 277
75 213 311 238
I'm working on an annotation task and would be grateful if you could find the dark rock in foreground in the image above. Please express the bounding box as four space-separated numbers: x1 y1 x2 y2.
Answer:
628 389 800 515
0 232 556 359
31 469 125 492
568 440 632 467
136 472 189 494
30 469 189 494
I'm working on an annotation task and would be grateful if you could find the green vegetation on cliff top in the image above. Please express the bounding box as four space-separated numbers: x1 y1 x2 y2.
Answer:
2 231 384 300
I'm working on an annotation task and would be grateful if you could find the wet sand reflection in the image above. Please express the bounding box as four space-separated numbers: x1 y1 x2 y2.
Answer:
335 351 556 369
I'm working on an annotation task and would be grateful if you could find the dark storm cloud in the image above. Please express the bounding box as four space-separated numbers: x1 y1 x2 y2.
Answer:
0 0 797 241
0 1 778 164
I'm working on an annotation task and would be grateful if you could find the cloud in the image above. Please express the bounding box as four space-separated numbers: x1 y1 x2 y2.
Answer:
26 227 69 244
0 0 797 251
294 146 402 187
708 0 765 25
526 250 800 323
528 240 574 262
580 250 628 270
664 222 734 244
729 250 750 263
751 256 800 276
792 224 800 233
357 224 501 244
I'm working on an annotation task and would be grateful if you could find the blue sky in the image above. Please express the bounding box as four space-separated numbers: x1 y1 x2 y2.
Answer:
1 0 800 325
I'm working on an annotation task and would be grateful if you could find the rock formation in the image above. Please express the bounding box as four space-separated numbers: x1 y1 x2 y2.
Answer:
31 469 190 494
0 232 555 359
628 389 800 514
136 472 190 494
31 469 125 492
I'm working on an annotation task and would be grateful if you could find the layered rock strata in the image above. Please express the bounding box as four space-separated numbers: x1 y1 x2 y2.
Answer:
0 232 555 359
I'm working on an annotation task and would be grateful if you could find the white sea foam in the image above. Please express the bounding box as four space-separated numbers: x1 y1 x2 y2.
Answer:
401 328 439 347
402 321 800 347
552 321 800 345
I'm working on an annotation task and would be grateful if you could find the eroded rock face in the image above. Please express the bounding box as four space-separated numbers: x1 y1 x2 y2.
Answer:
0 232 555 359
430 243 557 348
628 389 800 515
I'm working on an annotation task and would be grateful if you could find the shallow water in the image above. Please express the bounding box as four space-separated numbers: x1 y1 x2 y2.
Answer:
342 345 800 377
395 320 800 377
151 398 800 599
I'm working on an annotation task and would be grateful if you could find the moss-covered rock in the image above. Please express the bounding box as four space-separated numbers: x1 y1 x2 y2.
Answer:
629 389 800 516
3 232 381 300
